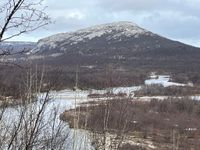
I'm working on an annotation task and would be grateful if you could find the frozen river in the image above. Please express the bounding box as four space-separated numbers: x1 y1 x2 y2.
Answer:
1 74 199 149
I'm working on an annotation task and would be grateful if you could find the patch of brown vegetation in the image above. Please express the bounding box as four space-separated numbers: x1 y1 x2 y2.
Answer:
135 85 200 97
60 98 200 149
88 92 127 98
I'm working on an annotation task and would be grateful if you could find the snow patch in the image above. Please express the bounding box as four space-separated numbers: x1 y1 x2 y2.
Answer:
34 21 153 53
145 75 186 87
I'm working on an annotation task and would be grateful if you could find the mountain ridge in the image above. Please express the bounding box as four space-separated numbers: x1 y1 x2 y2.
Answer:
30 21 155 54
29 21 199 59
1 21 200 74
1 21 200 88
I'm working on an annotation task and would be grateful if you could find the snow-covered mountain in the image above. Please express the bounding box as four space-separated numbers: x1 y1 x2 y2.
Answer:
29 21 200 67
1 21 200 88
31 21 155 54
0 41 36 53
2 21 198 71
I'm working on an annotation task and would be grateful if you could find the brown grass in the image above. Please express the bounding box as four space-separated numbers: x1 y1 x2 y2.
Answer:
60 97 200 149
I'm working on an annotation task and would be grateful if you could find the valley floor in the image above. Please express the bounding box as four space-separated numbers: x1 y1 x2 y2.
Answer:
1 74 200 149
57 74 200 150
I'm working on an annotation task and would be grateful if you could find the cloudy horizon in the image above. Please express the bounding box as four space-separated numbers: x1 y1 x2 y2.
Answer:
10 0 200 47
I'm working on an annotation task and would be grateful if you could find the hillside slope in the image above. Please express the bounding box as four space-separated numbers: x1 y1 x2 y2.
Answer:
28 21 200 72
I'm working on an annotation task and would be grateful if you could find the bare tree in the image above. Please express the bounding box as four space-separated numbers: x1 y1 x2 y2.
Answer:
0 0 50 55
0 67 72 150
0 1 78 149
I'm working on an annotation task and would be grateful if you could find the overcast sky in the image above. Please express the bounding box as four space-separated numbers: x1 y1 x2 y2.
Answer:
12 0 200 47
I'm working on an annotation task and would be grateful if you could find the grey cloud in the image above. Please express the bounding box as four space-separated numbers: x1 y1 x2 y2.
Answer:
96 0 200 15
44 0 97 11
96 0 165 12
141 11 200 39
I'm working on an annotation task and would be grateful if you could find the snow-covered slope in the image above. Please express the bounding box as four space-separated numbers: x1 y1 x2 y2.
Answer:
33 21 154 54
27 21 200 69
0 41 36 53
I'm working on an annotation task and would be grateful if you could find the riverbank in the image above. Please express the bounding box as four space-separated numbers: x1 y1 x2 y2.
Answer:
1 74 198 149
60 97 200 149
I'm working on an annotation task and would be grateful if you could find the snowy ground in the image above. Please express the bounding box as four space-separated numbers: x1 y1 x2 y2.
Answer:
1 74 199 150
135 96 200 101
145 75 186 87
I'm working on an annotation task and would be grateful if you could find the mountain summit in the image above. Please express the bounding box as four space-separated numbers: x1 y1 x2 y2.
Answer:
33 21 154 53
29 21 200 72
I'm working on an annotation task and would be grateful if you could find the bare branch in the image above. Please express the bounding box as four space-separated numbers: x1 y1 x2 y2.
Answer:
0 0 50 53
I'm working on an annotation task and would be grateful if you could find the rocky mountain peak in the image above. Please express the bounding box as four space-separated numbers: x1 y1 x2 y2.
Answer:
34 21 154 54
